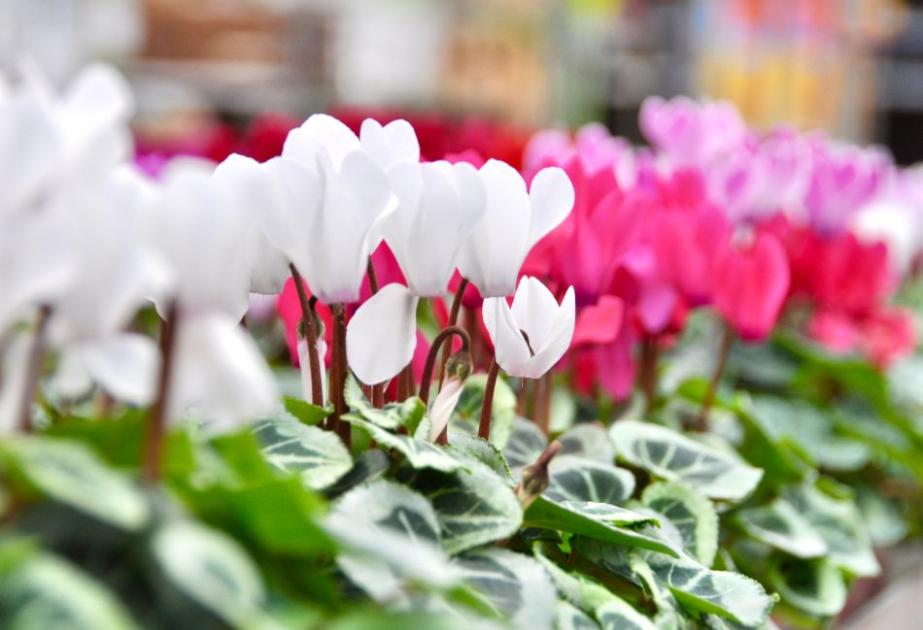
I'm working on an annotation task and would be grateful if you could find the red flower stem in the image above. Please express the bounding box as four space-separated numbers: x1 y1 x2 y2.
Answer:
330 304 351 448
17 305 51 433
419 325 471 408
289 264 323 407
696 323 734 431
640 335 660 415
437 277 469 387
143 301 179 484
478 359 501 440
366 257 379 294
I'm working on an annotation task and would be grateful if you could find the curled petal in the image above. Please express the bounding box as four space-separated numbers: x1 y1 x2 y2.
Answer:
427 377 465 442
346 284 419 385
528 166 574 247
80 333 160 404
360 118 420 169
169 312 278 429
482 297 532 377
572 295 624 348
528 287 575 377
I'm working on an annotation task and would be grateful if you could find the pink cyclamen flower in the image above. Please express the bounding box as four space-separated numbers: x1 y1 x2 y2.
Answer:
713 232 791 342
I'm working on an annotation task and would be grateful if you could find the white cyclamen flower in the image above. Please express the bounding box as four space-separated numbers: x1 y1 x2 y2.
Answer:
457 159 574 298
150 159 254 320
346 161 486 386
211 153 291 295
167 312 278 429
262 114 393 304
0 63 133 212
483 277 575 379
49 167 171 404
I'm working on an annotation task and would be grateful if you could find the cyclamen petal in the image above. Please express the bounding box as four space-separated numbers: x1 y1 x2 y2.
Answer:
483 277 575 379
269 119 394 304
384 160 486 297
167 311 278 429
427 377 465 443
458 160 574 298
346 284 419 385
61 333 160 404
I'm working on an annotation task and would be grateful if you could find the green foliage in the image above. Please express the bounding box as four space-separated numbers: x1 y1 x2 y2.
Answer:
2 331 921 629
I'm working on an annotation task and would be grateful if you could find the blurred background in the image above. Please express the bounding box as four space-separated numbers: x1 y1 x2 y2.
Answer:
1 0 921 163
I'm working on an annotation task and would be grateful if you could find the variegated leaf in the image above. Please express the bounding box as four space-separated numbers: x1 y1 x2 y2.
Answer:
253 416 352 490
611 421 762 502
547 456 636 505
734 498 827 559
343 415 461 473
408 457 522 554
641 482 718 566
455 548 555 630
783 484 879 577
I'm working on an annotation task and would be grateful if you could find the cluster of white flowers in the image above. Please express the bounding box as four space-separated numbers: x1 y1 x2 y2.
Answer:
0 64 578 438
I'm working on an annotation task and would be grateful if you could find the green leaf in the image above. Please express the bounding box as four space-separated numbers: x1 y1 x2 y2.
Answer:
325 609 472 630
610 421 763 502
177 476 332 557
534 543 626 613
408 458 522 554
503 417 548 479
558 501 660 529
856 487 907 547
41 411 196 476
642 482 718 566
556 600 601 630
546 456 635 505
343 415 461 473
151 521 266 627
767 558 847 617
253 416 352 490
446 431 513 482
455 548 556 629
643 554 774 627
283 397 331 426
783 484 879 577
558 424 615 464
595 599 657 630
734 498 827 559
747 396 869 472
454 373 517 448
328 480 457 602
524 497 677 556
0 437 148 530
344 375 425 432
322 449 390 499
577 541 774 628
0 553 137 630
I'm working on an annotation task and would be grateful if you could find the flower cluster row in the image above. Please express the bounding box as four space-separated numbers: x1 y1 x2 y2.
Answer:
1 62 919 444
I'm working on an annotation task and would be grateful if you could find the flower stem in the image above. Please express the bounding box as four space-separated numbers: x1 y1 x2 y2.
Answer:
639 335 660 416
696 323 734 431
516 378 530 417
18 305 51 433
535 373 553 435
419 325 470 407
289 264 323 406
366 257 379 294
330 304 350 448
143 301 178 484
478 359 501 440
438 277 469 387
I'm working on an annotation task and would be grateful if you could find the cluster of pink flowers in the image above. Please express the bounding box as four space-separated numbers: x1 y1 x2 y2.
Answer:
257 97 920 401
